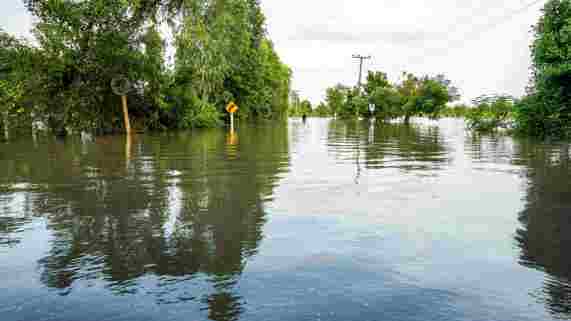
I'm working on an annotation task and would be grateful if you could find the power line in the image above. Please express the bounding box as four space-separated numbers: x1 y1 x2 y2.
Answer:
369 0 545 68
297 1 545 85
425 0 545 55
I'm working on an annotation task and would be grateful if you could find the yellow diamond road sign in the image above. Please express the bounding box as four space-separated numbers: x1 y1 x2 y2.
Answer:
226 102 238 113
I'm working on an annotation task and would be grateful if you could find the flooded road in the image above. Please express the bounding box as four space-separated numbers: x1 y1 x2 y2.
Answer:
1 118 571 321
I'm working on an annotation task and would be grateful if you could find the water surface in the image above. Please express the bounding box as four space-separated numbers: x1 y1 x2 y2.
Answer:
1 118 571 321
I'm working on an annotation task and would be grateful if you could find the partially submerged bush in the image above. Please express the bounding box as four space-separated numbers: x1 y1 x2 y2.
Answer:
466 97 514 132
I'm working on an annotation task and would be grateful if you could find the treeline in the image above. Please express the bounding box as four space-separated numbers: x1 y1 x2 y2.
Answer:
0 0 291 137
307 71 459 122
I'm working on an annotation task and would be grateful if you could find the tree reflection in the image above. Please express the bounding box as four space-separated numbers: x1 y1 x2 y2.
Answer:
513 141 571 318
327 119 448 174
0 123 289 320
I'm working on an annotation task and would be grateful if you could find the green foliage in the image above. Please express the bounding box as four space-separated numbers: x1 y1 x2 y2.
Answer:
299 100 312 116
321 70 456 122
466 97 514 132
313 102 331 117
0 29 36 137
369 86 402 119
167 0 291 125
515 0 571 138
325 84 349 117
2 0 291 137
440 104 470 117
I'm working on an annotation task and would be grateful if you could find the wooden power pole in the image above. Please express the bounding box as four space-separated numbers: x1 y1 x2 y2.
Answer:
352 54 371 88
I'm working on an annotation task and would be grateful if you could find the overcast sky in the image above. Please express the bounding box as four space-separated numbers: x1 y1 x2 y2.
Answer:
1 0 545 104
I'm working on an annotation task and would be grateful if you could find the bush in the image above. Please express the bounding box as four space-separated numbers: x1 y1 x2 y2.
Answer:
466 99 514 132
181 99 222 129
514 94 571 138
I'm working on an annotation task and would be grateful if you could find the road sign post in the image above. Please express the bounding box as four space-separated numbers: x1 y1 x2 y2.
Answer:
226 102 238 133
111 76 132 135
122 95 131 134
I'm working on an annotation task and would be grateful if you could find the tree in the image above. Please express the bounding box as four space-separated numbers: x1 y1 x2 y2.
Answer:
321 70 454 121
396 73 451 122
369 86 402 119
432 74 461 102
364 71 390 96
288 90 301 116
397 72 421 123
515 0 571 137
299 99 312 116
325 84 349 117
0 29 34 139
415 77 450 118
313 102 331 117
2 0 292 135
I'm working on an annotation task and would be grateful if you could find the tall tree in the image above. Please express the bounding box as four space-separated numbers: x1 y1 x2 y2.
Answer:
516 0 571 137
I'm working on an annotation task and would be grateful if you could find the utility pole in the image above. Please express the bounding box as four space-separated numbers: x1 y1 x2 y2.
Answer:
352 54 371 88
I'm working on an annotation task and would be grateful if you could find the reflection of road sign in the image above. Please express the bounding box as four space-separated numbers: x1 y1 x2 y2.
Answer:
227 132 238 145
226 102 238 113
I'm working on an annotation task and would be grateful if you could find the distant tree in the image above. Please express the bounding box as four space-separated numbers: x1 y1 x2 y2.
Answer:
432 74 461 102
300 99 312 116
364 71 390 96
289 90 301 116
369 86 402 119
325 84 349 117
322 70 453 122
313 102 331 117
396 73 451 122
415 77 450 118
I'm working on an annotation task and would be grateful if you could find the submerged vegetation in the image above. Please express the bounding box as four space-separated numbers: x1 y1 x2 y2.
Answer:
317 72 459 122
465 95 515 133
0 0 291 137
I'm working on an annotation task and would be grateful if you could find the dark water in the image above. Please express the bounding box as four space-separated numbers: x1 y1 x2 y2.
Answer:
1 118 571 321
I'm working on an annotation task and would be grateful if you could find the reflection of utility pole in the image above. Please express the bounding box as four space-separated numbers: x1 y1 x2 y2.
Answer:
354 120 362 185
352 54 371 88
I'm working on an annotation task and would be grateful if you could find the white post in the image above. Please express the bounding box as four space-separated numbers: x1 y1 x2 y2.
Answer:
230 113 235 133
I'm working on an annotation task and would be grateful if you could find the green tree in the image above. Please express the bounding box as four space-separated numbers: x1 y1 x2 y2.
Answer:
515 0 571 137
300 99 312 116
369 86 402 119
22 0 158 134
0 29 34 139
396 73 451 122
415 77 451 118
5 0 292 135
313 102 331 117
364 71 390 96
325 84 348 117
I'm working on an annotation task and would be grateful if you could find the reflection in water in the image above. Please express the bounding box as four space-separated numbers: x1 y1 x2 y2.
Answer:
0 123 289 320
513 142 571 318
327 119 449 174
4 119 571 321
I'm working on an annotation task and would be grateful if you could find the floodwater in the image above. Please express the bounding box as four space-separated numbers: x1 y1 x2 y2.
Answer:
1 118 571 321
